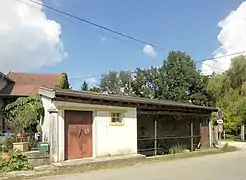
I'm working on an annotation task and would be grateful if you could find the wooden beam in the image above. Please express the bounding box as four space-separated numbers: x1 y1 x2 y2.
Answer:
138 110 211 117
190 121 194 152
154 115 158 156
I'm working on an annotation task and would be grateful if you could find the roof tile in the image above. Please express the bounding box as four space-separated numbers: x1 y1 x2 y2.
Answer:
1 72 61 95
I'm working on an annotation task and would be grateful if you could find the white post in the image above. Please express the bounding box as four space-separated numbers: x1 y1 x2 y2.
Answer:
209 117 213 148
48 108 59 162
241 125 245 141
219 132 222 148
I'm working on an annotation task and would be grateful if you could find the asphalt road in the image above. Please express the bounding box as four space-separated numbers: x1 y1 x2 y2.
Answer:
37 151 246 180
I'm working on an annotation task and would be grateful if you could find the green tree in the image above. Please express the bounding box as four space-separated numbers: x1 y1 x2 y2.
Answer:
89 86 101 93
132 67 163 98
93 51 212 107
5 95 44 134
161 51 210 105
99 71 119 94
207 55 246 134
59 73 71 89
99 70 132 95
81 81 89 91
118 70 132 95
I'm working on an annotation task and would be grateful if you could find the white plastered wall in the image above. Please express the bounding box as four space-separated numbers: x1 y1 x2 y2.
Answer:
41 97 138 162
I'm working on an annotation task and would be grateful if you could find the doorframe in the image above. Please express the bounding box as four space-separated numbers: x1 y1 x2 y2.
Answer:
64 110 93 160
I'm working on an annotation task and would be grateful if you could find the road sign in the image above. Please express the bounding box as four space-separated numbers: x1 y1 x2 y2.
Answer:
217 119 223 124
218 109 223 119
218 124 223 134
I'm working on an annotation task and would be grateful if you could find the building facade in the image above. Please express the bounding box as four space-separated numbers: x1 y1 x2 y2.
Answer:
39 87 217 162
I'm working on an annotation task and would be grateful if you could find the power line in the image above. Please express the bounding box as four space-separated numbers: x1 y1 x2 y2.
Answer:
197 50 246 62
69 50 246 80
197 50 246 72
13 0 246 78
24 0 165 51
70 71 136 80
15 0 131 48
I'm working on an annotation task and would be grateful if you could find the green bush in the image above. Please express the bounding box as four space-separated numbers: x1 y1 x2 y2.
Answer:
28 138 39 150
169 144 186 154
0 143 2 153
225 134 239 140
2 136 17 151
221 143 237 152
0 150 32 173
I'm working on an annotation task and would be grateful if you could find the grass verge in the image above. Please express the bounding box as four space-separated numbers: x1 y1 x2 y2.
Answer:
5 144 238 180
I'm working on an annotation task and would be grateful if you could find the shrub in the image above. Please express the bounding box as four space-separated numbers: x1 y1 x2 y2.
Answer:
221 142 237 152
28 137 39 150
0 150 32 173
169 144 186 154
2 136 17 151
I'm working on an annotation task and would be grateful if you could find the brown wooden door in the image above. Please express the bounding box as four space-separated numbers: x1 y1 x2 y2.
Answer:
65 110 92 160
200 125 209 148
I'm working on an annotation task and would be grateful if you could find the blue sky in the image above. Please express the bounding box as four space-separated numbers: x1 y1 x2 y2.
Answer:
31 0 245 89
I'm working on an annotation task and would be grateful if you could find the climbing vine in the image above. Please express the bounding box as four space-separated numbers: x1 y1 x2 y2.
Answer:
4 95 44 134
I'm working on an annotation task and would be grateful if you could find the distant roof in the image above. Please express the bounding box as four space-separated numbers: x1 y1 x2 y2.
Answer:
0 72 14 83
39 87 218 112
0 72 61 95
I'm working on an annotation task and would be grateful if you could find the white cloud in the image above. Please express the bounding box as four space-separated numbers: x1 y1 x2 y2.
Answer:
0 0 66 73
100 36 107 44
202 2 246 75
142 44 157 57
86 77 99 87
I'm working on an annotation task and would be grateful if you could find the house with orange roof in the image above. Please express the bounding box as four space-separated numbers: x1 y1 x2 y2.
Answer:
0 72 63 131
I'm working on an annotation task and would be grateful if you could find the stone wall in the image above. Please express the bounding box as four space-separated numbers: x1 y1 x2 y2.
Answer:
24 151 50 167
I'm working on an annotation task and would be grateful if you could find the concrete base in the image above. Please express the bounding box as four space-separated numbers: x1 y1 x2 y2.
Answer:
53 154 146 168
24 151 50 167
13 142 29 152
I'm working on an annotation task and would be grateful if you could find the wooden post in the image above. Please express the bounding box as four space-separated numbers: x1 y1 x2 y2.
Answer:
154 115 158 156
190 121 194 152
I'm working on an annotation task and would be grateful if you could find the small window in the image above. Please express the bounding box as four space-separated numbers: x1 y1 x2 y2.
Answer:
111 112 123 124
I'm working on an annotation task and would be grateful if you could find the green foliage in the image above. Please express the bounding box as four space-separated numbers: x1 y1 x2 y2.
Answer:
162 51 212 105
2 136 17 151
89 86 101 93
95 51 212 106
5 95 44 134
0 150 32 172
81 81 89 91
224 134 239 140
36 124 42 132
58 73 71 89
207 55 246 134
99 70 131 95
169 144 186 154
28 137 39 150
132 67 163 99
221 143 238 152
